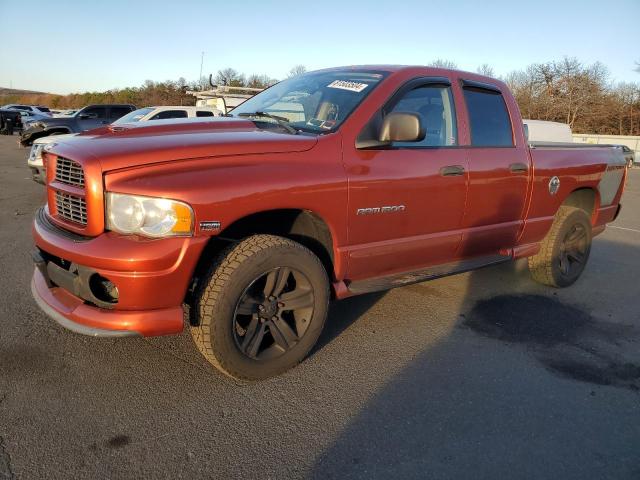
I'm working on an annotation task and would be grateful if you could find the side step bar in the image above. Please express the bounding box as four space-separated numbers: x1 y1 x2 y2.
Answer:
346 254 511 296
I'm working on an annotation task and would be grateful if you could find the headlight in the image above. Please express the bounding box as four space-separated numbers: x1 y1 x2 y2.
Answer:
29 144 44 161
106 192 194 238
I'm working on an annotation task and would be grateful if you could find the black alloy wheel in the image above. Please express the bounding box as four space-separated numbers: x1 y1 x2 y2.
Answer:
233 266 315 360
191 234 329 380
558 223 589 278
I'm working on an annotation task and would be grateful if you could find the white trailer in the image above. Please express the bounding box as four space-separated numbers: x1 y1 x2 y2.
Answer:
187 84 264 114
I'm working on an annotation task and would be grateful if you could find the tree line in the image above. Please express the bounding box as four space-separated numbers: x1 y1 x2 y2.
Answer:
4 59 638 136
430 57 639 136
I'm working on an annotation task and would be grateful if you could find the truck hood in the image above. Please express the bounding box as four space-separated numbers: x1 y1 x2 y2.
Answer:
47 117 318 172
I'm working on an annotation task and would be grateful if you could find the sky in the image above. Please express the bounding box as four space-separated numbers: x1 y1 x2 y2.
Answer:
0 0 638 95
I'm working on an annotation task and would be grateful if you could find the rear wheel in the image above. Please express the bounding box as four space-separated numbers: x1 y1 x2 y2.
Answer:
191 234 329 380
528 206 592 287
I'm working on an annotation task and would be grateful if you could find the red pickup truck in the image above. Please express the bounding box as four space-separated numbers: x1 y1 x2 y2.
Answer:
31 66 627 379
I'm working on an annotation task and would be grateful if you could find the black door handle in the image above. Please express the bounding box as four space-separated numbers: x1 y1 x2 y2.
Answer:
509 162 528 173
440 165 465 177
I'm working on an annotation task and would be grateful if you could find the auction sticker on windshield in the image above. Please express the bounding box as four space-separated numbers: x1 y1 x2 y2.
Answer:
327 80 369 93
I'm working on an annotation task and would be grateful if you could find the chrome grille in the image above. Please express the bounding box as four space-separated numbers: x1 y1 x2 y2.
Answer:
55 191 87 225
55 157 85 187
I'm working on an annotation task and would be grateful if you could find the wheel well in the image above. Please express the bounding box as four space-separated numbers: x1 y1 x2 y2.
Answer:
197 208 334 277
186 209 335 324
562 188 597 220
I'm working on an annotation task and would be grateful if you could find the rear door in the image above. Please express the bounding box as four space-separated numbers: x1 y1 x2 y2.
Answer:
77 106 108 130
459 80 531 257
344 77 468 280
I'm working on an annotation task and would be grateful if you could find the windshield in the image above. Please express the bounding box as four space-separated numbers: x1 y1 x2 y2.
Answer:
231 70 388 133
112 107 154 124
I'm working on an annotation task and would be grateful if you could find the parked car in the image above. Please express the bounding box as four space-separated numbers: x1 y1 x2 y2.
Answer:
617 145 635 168
27 106 222 184
2 104 52 116
0 108 23 134
27 133 74 184
20 104 136 146
19 110 52 130
113 106 222 124
30 66 627 380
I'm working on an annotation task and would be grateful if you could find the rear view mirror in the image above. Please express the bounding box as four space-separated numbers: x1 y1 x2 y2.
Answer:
378 112 425 143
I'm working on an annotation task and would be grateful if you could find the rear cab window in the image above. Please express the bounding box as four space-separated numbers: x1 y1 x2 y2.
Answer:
196 110 215 117
462 82 513 146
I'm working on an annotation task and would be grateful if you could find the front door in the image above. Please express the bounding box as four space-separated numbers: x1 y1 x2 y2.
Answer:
344 79 468 281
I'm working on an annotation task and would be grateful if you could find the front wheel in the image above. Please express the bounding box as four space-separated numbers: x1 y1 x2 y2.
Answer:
528 206 592 287
191 235 329 380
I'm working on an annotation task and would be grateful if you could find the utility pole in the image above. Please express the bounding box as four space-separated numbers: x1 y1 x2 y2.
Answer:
199 52 205 90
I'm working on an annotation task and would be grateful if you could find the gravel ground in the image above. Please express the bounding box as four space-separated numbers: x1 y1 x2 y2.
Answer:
0 135 639 479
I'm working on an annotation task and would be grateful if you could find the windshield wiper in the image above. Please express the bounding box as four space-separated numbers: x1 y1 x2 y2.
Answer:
237 111 298 134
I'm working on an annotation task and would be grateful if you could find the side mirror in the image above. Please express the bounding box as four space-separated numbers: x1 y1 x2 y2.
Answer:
379 112 425 143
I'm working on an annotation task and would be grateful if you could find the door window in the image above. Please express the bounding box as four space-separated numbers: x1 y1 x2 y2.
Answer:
389 85 457 147
463 87 513 146
81 107 107 119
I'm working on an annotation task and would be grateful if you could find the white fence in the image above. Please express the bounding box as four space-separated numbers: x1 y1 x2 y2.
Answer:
573 134 640 163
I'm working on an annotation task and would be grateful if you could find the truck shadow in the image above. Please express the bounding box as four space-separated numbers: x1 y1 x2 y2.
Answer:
312 291 387 355
310 213 640 478
461 293 640 391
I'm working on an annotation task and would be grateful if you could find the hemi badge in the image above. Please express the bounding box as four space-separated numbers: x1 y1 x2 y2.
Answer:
200 221 221 231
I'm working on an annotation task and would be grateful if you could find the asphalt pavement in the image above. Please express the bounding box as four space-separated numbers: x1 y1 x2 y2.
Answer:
0 134 639 479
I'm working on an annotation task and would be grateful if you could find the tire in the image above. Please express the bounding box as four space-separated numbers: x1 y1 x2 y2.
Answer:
191 234 329 380
528 206 592 287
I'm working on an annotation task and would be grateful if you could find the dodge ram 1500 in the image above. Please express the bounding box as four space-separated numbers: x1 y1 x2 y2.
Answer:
31 66 627 379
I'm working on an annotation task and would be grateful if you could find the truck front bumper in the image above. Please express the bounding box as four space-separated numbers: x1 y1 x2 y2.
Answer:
31 208 208 337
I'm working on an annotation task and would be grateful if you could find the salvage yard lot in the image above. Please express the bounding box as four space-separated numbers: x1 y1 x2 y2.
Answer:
0 135 639 479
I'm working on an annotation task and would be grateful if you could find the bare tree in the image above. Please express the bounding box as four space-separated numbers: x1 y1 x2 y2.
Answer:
428 59 458 69
246 74 277 89
507 57 613 132
288 65 307 78
476 64 495 77
214 68 245 87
